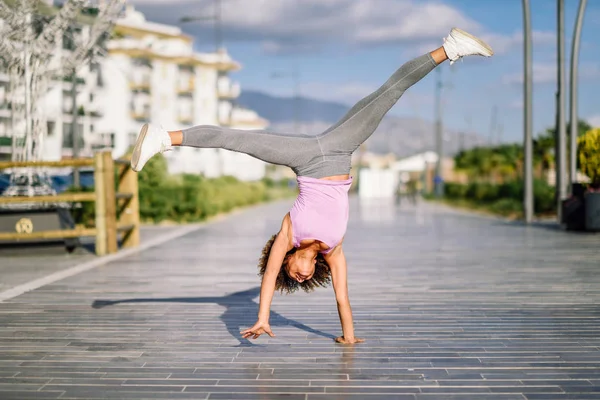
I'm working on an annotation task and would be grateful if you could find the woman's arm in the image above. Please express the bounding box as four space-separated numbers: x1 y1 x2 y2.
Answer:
242 214 292 340
325 244 364 344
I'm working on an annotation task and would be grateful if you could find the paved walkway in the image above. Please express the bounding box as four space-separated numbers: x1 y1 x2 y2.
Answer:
0 225 188 292
0 197 599 400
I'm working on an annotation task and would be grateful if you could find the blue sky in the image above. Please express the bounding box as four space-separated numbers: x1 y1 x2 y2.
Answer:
132 0 600 143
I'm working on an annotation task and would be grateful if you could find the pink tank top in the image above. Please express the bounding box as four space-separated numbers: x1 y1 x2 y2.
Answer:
289 176 353 254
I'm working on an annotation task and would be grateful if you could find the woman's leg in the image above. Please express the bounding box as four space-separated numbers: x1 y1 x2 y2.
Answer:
131 123 319 173
319 28 493 154
318 50 441 153
177 125 318 168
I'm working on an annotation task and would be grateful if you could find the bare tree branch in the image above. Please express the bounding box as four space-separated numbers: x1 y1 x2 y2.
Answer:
63 0 124 72
0 44 20 67
0 25 20 68
34 0 86 60
0 0 13 20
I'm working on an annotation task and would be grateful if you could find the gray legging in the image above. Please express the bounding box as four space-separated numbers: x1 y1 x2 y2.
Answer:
181 53 437 179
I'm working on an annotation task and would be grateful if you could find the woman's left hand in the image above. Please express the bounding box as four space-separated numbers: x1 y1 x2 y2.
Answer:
335 336 365 344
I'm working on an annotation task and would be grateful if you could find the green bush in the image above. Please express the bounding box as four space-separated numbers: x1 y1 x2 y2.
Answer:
489 198 522 215
66 153 295 226
441 178 556 217
578 128 600 187
533 179 555 213
497 180 523 200
444 182 467 199
464 182 500 203
64 185 96 226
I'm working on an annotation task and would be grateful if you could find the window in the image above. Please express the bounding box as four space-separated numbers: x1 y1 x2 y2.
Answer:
47 121 55 136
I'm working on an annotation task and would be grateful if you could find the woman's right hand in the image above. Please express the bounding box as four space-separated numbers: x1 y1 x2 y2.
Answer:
241 320 276 340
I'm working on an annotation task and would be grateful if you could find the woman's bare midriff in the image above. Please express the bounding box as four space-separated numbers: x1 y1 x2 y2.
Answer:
319 174 350 181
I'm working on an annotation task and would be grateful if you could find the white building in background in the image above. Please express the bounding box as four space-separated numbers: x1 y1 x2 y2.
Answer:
98 5 269 180
0 4 269 181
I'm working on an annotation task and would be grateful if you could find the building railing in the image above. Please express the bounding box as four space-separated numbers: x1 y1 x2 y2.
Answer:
0 151 140 256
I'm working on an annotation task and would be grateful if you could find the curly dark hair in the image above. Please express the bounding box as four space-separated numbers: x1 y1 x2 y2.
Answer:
258 234 331 294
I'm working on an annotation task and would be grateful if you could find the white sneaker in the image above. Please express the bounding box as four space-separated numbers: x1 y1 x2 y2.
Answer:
130 123 172 172
442 28 494 65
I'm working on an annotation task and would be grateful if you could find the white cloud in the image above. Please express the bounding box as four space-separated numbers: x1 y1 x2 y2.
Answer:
502 62 600 85
589 115 600 128
128 0 526 55
508 99 524 109
480 30 555 55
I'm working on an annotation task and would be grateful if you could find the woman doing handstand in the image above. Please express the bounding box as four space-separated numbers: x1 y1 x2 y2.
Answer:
131 28 494 344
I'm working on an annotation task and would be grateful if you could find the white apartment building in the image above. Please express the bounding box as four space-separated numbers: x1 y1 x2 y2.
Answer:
0 4 269 181
99 5 270 181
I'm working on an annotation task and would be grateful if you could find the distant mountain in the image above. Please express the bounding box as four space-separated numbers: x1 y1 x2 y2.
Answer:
237 90 487 158
238 91 349 124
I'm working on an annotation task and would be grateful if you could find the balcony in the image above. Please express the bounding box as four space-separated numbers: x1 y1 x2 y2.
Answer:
177 115 194 125
90 132 115 150
86 102 104 118
129 76 151 91
177 77 195 96
217 78 240 99
130 109 151 122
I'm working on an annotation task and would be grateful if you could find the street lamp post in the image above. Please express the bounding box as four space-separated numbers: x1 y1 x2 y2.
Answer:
271 67 300 134
180 0 222 52
556 0 567 223
522 0 534 223
569 0 588 188
180 0 224 127
434 67 444 198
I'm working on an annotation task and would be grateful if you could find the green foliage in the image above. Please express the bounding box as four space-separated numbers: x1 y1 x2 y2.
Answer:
444 119 596 218
455 119 594 183
64 185 96 226
67 152 296 226
454 144 522 182
489 198 522 215
135 154 293 223
577 128 600 187
443 179 556 216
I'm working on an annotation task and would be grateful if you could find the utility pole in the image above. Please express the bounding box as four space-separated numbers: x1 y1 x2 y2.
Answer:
180 0 223 124
434 67 444 198
271 67 300 134
556 0 567 201
489 105 498 146
497 122 504 145
523 0 534 223
71 69 80 187
556 0 567 223
569 0 588 187
23 13 33 163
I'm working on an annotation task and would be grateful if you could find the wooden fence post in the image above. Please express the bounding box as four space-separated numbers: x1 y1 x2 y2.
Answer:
94 152 107 256
103 152 118 254
118 160 140 248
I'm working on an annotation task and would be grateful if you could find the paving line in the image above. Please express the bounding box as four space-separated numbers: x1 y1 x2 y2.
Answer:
0 223 205 302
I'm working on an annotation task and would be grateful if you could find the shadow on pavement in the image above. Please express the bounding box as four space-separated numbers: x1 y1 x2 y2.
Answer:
91 286 336 346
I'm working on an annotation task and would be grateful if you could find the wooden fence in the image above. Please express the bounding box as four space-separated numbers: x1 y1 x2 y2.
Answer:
0 151 139 255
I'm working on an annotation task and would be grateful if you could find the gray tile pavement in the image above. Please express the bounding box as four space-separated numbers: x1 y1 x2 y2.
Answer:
0 197 599 399
0 224 187 291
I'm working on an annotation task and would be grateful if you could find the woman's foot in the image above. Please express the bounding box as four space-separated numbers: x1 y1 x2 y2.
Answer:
130 123 172 172
442 27 494 65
